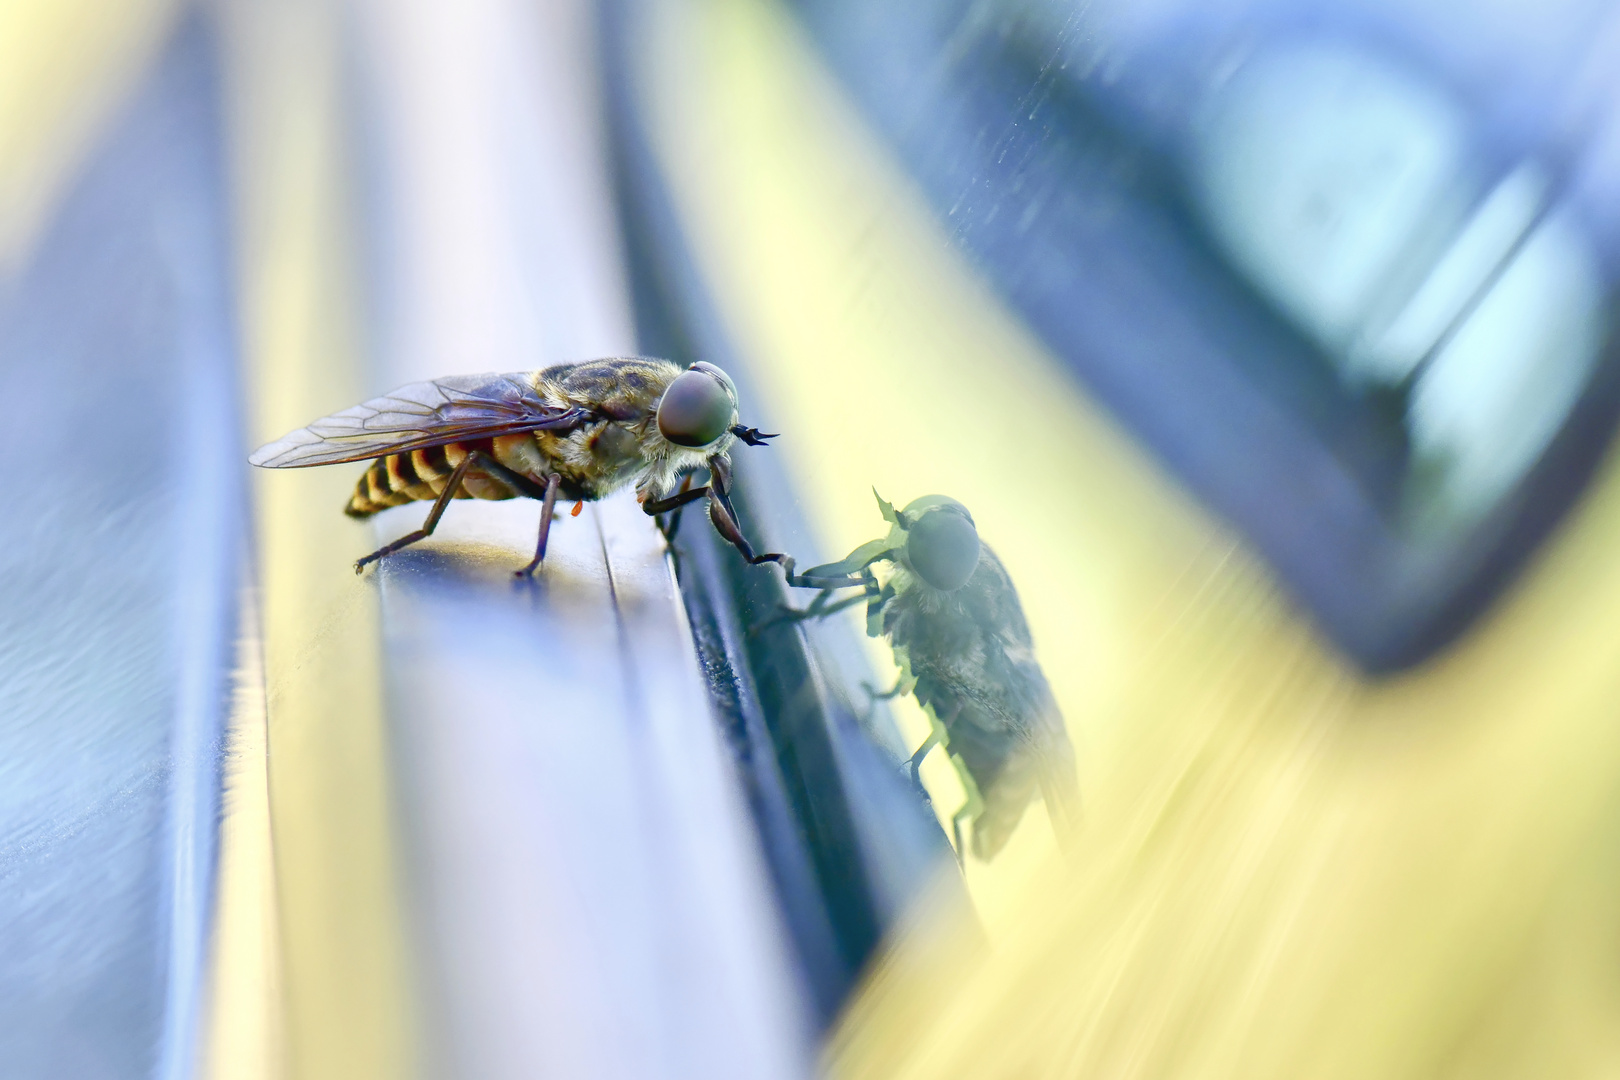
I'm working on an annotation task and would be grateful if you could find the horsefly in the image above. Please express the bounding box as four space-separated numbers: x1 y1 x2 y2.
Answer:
250 357 780 575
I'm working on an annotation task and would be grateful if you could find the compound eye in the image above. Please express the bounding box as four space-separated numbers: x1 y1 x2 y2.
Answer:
688 361 737 400
905 509 981 591
657 368 734 447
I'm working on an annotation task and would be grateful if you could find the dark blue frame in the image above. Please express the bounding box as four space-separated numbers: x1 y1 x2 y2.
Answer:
783 0 1620 671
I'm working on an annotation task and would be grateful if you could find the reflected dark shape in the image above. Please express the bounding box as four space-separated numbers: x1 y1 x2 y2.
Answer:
783 0 1620 670
781 493 1079 863
904 503 981 592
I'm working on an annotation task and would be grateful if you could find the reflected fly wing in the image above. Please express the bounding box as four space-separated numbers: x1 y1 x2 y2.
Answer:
249 372 589 467
1034 709 1081 844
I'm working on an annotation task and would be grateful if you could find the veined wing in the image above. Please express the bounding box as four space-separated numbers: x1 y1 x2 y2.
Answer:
249 372 589 468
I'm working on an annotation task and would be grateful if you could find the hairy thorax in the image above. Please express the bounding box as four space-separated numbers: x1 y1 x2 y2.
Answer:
515 357 729 502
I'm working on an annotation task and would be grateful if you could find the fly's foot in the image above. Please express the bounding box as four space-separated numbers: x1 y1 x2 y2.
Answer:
515 550 550 578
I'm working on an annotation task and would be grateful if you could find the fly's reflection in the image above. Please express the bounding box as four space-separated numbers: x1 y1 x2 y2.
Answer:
776 493 1078 862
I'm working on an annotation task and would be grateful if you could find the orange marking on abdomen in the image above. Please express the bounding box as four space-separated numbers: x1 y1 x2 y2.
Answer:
385 454 414 493
364 465 391 506
410 448 440 481
571 501 583 517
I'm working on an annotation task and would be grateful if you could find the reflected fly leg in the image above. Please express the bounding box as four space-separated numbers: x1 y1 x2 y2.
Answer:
752 587 870 636
865 675 906 701
516 474 563 577
906 727 941 787
858 673 909 727
804 590 870 619
784 566 879 590
950 805 970 872
355 451 477 573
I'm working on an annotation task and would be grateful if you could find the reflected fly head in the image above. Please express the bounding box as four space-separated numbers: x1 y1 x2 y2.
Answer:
885 494 981 593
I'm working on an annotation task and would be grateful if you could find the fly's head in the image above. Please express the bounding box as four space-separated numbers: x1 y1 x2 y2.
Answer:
655 361 775 457
656 362 738 450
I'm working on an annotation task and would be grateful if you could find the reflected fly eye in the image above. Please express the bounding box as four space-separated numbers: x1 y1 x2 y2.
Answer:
657 368 735 447
905 509 981 591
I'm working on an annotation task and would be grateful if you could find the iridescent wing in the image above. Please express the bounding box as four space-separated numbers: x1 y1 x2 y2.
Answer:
248 372 589 468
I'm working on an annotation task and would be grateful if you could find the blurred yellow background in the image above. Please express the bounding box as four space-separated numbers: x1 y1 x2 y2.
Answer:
633 0 1620 1075
8 0 1620 1076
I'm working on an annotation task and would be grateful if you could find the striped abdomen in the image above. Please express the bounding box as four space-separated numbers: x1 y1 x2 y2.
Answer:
344 438 528 518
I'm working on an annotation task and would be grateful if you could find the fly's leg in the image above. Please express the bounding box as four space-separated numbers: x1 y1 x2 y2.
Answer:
439 455 566 576
465 455 549 500
354 451 478 573
515 473 562 577
642 484 712 516
447 455 564 575
643 481 716 575
906 727 941 787
642 481 786 567
773 554 891 592
805 590 871 620
755 567 881 639
640 457 819 572
867 582 894 630
856 674 908 726
704 456 790 568
752 587 870 636
851 673 910 728
950 804 971 871
945 735 981 870
786 588 869 623
864 675 906 701
656 474 694 543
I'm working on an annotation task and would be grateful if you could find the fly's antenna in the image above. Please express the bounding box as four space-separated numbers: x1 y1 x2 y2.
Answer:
874 488 908 528
731 425 777 446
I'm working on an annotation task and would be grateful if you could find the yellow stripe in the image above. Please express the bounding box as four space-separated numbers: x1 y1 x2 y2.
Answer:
218 0 416 1076
409 449 440 483
0 0 179 268
364 466 392 508
384 454 409 493
643 2 1620 1076
346 483 374 515
198 586 283 1080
